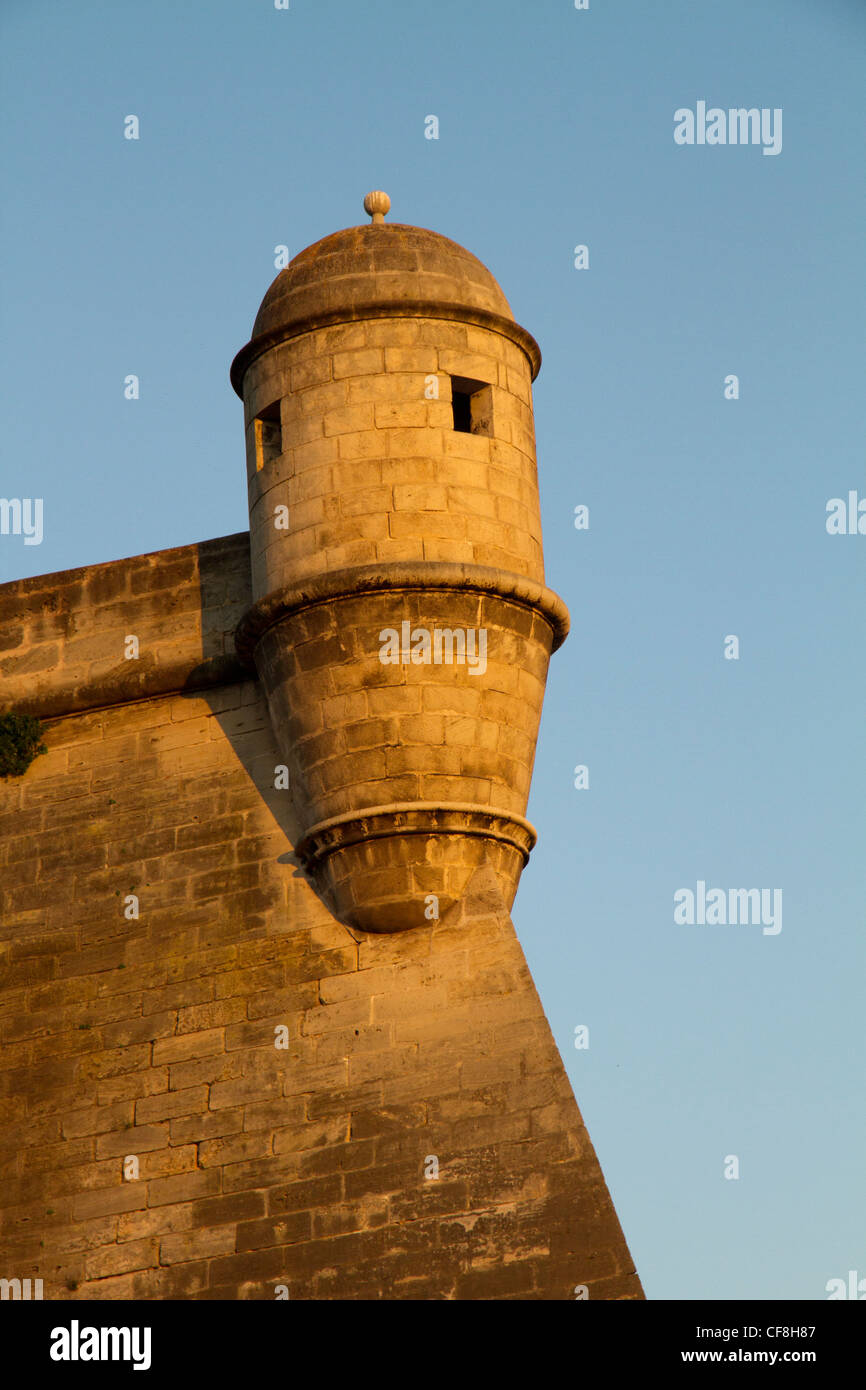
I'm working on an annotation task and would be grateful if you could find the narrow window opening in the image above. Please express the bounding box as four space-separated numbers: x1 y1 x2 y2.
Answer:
254 400 282 470
452 389 472 434
450 376 493 437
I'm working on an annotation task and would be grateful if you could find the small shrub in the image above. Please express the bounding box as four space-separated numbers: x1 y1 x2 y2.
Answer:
0 712 47 777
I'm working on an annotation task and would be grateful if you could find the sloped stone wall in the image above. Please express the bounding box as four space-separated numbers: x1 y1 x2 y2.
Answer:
0 537 641 1299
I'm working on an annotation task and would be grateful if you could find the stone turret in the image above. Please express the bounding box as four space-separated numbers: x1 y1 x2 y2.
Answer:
232 194 569 932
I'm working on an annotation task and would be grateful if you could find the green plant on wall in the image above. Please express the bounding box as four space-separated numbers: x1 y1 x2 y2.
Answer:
0 712 47 777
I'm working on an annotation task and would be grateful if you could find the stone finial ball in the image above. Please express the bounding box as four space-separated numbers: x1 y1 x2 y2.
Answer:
363 190 391 221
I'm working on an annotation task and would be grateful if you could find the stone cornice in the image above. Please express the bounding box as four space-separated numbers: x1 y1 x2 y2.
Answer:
230 302 542 395
235 561 570 666
296 802 537 872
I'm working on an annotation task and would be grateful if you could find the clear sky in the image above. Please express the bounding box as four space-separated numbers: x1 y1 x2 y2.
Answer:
1 0 863 1300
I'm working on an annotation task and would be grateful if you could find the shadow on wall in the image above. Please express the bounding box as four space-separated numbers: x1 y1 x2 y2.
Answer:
180 534 476 940
178 533 349 930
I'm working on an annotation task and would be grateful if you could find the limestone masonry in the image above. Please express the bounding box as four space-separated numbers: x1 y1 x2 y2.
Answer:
0 194 642 1299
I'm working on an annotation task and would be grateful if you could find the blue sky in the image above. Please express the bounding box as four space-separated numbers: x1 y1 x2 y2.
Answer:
1 0 863 1299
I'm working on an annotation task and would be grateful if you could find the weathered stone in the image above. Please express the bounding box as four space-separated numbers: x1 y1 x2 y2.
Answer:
0 194 640 1302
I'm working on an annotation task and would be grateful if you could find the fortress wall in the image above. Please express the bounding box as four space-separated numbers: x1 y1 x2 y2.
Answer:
0 537 641 1299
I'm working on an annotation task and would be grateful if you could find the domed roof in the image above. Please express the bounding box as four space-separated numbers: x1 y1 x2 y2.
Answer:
231 195 540 394
251 222 514 341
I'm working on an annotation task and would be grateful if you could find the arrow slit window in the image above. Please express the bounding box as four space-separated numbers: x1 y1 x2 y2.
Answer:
254 401 282 471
